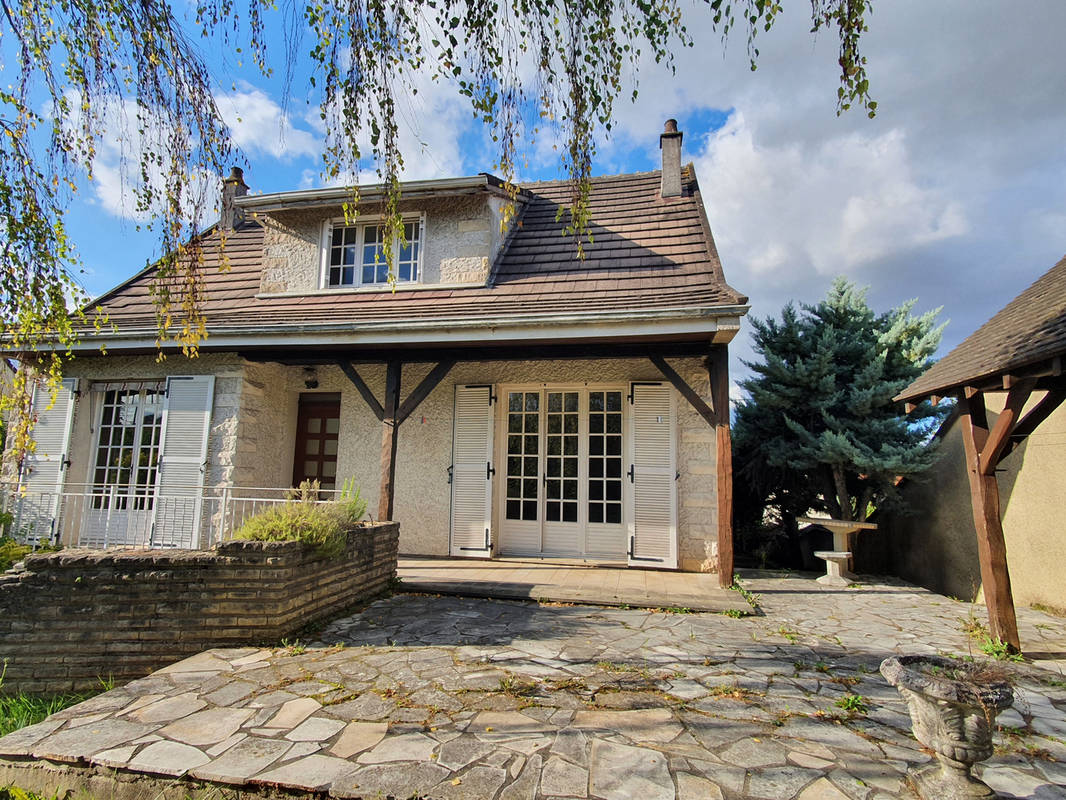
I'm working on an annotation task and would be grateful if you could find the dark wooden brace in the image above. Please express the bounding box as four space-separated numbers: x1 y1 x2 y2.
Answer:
337 359 456 520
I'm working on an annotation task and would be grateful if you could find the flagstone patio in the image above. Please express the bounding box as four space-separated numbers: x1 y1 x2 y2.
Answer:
1 572 1065 799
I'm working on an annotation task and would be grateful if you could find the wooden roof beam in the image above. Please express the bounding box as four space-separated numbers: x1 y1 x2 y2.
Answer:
649 354 716 426
978 377 1037 475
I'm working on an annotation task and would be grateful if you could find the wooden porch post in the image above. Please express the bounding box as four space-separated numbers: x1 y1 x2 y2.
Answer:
378 361 401 521
707 347 734 588
957 388 1021 651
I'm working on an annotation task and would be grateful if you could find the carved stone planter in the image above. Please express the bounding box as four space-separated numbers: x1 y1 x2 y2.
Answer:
880 655 1013 800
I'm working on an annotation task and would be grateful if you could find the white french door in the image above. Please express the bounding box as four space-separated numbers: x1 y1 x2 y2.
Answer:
497 385 629 561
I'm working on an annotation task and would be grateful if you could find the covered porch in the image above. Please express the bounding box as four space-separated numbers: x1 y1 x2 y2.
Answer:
396 555 751 612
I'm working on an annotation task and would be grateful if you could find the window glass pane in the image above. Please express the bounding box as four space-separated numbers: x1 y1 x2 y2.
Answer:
590 437 603 456
606 504 622 524
524 457 538 476
547 416 562 434
332 228 343 247
522 500 537 521
325 418 340 434
563 436 577 456
589 481 603 501
606 392 622 411
589 504 603 524
524 415 539 433
548 393 562 412
398 263 411 282
523 478 538 499
362 264 375 284
343 266 355 285
306 440 320 455
324 440 338 456
589 415 603 433
606 414 622 434
563 459 577 478
589 392 604 412
525 393 540 412
322 461 337 478
546 479 560 499
606 437 621 456
509 392 523 412
546 502 560 522
524 435 538 455
589 459 603 478
507 456 521 476
376 263 389 283
562 502 577 522
606 482 621 501
343 226 358 245
606 460 622 478
304 461 318 476
308 418 321 433
546 458 561 477
564 393 578 412
506 500 521 520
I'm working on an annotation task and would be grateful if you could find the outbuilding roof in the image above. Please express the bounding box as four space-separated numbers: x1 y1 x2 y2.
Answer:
87 167 746 347
897 254 1066 402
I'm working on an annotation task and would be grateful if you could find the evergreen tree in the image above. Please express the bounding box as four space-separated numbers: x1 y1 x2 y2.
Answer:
734 278 947 530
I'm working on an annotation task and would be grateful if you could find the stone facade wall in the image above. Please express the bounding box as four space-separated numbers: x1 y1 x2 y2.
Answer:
232 359 721 572
0 523 399 693
256 194 501 295
61 354 244 502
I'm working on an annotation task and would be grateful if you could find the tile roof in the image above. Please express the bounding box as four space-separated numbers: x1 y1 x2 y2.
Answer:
89 168 746 338
897 254 1066 402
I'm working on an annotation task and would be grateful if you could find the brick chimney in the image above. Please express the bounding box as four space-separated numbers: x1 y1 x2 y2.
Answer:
659 119 683 199
221 166 248 231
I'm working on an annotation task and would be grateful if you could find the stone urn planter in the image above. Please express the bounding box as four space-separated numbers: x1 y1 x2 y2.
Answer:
880 655 1013 800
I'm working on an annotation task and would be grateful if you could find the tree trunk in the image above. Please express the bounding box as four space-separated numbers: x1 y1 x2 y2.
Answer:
821 469 842 519
832 466 853 522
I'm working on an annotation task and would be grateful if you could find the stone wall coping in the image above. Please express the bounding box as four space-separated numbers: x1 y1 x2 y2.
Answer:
19 521 398 571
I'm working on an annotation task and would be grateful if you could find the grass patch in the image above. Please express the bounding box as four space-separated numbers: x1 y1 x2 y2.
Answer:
835 693 869 715
232 479 367 558
0 668 112 738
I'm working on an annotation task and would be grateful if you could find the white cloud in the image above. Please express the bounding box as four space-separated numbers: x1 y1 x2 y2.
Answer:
216 84 319 160
697 114 968 280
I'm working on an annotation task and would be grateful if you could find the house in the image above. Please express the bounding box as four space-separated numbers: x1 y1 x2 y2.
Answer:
874 254 1066 646
13 120 749 579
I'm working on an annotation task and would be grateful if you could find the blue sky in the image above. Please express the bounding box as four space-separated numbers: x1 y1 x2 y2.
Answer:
60 1 1066 387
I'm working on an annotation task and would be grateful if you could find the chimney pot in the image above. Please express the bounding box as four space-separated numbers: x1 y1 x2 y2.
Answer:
659 119 683 199
221 166 249 231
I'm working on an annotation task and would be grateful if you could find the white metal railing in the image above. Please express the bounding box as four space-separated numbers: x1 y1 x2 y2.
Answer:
0 483 346 552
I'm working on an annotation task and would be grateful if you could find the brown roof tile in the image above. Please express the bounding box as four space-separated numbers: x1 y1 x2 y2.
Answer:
897 254 1066 402
88 168 747 338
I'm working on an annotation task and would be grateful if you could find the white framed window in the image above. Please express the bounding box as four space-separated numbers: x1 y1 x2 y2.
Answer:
321 215 424 288
90 382 166 510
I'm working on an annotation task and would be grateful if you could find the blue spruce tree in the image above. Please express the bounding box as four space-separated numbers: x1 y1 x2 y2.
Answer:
734 278 947 535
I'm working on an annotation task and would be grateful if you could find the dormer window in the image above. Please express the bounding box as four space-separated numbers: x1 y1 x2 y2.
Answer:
322 216 423 288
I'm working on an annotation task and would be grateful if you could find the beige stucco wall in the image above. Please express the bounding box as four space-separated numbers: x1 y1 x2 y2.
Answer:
872 392 1066 613
256 193 506 294
47 353 724 571
231 357 722 572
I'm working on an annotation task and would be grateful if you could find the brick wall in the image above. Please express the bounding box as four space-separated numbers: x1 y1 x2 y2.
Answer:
0 523 399 694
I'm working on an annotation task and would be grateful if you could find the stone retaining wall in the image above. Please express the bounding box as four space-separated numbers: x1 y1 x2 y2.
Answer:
0 523 399 693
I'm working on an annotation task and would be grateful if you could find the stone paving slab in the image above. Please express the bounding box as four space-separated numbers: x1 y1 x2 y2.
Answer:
397 557 752 613
0 572 1064 799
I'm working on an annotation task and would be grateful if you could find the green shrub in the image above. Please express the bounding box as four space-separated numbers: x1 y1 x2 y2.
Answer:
232 480 367 559
0 538 60 573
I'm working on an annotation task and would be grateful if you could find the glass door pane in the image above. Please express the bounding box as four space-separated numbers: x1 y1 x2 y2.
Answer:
505 391 540 521
545 391 579 523
588 390 624 525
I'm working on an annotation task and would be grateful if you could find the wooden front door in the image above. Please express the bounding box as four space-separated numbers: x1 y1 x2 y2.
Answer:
293 393 341 491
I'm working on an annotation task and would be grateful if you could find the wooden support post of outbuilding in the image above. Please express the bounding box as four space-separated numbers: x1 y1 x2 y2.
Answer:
707 346 734 588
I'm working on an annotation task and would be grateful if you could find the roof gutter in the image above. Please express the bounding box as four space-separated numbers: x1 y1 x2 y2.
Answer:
51 304 750 353
236 174 526 213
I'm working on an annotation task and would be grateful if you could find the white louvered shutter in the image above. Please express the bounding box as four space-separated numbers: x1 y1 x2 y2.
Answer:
18 378 78 543
450 385 494 556
628 382 677 569
153 375 214 548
